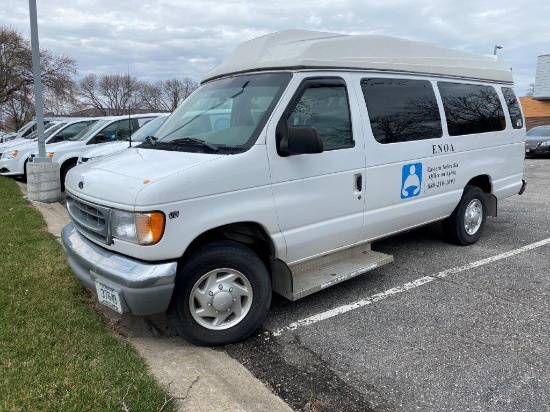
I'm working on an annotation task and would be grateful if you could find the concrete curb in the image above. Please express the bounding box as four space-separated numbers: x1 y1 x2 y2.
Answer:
18 181 292 412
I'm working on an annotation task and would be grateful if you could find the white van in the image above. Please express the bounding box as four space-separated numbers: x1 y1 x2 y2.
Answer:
61 30 526 346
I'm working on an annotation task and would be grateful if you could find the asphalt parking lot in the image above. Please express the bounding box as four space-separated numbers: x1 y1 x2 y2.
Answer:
225 157 550 412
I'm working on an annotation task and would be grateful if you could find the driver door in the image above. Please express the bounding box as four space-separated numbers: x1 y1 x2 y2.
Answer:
266 73 366 264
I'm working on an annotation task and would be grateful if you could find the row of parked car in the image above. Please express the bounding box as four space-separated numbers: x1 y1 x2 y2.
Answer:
0 113 169 189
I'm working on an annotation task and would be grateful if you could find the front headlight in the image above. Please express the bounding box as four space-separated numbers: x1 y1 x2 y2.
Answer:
2 150 18 159
110 210 165 245
540 141 550 147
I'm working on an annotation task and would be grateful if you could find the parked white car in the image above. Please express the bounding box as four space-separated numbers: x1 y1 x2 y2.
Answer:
0 120 65 154
0 117 68 143
61 30 526 346
29 113 167 189
0 118 99 179
77 114 169 165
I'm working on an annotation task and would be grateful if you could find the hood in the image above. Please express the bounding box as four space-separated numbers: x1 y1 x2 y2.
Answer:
47 140 82 150
1 140 39 151
525 136 550 143
28 140 82 155
80 141 132 161
0 138 27 151
65 147 224 206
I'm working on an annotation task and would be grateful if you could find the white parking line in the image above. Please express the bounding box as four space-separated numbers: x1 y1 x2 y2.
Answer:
273 237 550 336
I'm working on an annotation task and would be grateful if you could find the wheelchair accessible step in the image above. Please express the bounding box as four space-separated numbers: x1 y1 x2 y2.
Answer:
289 244 393 300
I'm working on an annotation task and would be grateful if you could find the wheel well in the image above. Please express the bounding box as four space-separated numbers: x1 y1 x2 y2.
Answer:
466 174 497 217
61 158 78 173
60 158 79 191
467 175 492 194
182 222 275 275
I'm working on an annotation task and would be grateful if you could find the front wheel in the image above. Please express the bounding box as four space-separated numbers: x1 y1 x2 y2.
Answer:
443 185 487 245
167 241 272 346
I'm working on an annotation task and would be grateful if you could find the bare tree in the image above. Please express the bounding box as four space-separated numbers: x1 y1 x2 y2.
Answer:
0 26 77 127
139 77 198 112
1 87 34 130
78 73 143 115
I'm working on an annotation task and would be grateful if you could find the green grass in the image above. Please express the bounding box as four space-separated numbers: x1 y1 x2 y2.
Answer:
0 177 173 411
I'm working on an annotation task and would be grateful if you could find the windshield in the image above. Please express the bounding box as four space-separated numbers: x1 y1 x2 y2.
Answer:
70 119 111 141
152 72 292 152
130 115 169 142
526 127 550 138
16 120 35 133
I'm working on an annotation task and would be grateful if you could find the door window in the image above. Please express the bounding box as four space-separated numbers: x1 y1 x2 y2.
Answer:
101 119 134 141
286 79 353 151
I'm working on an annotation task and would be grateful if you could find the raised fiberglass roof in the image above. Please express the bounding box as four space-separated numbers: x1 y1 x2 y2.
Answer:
202 30 513 84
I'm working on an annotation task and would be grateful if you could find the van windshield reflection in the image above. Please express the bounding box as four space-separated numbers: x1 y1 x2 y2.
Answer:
147 72 292 153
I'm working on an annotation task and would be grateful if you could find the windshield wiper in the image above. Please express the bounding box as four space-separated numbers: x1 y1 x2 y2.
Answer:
170 137 219 152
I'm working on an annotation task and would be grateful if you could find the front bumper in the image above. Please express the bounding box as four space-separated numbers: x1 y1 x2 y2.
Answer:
0 158 20 176
61 222 177 315
525 145 550 156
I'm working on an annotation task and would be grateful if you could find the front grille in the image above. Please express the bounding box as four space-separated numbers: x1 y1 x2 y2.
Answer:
66 194 111 244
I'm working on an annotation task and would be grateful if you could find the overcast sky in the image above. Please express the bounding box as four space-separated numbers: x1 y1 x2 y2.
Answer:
2 0 548 95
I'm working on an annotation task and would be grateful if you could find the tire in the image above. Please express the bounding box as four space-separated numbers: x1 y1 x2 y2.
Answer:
443 185 487 246
167 240 272 346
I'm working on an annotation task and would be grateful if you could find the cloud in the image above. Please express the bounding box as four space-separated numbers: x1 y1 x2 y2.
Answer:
1 0 548 95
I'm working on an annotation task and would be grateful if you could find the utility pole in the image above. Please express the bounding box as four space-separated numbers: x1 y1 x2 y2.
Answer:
28 0 47 160
26 0 60 202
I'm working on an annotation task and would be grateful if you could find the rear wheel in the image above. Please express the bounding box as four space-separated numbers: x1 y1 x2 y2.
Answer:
443 185 487 245
168 241 271 346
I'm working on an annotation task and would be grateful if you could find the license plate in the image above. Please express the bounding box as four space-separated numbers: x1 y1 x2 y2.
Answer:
95 280 123 313
526 148 531 153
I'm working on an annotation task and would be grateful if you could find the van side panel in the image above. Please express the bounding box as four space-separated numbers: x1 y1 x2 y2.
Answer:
351 73 525 243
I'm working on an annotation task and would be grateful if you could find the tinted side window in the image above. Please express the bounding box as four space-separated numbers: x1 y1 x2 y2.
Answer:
361 78 442 144
102 119 133 141
501 87 523 129
57 122 90 140
438 82 505 136
287 81 353 150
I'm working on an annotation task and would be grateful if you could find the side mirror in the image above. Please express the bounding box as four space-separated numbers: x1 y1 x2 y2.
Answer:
279 125 323 156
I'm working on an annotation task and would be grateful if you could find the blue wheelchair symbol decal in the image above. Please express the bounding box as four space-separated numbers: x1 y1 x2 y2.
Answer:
401 163 422 199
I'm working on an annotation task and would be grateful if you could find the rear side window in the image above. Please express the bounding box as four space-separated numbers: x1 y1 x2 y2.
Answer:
287 79 353 150
361 78 442 144
501 88 524 129
438 82 505 136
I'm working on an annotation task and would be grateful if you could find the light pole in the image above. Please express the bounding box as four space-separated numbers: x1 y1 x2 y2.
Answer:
494 45 503 55
28 0 47 160
27 0 61 202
